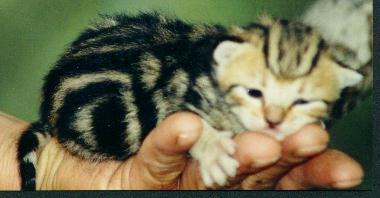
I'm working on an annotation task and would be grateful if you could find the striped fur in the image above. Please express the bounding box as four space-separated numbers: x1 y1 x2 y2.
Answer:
17 13 368 190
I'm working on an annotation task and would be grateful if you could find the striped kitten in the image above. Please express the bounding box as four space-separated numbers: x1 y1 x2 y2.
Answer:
17 13 363 190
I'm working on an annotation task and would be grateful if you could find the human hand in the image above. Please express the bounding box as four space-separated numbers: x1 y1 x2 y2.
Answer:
0 112 363 190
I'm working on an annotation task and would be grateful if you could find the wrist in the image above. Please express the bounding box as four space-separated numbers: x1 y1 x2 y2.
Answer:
36 138 126 190
0 112 29 190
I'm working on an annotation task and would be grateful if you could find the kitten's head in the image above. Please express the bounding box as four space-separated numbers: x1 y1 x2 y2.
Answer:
213 18 363 140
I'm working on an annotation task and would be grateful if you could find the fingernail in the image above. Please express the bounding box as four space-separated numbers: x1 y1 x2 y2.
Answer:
177 132 194 147
294 145 326 157
252 156 280 168
332 179 363 189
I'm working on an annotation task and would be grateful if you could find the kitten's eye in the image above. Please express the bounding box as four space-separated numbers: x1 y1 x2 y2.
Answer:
248 89 263 98
293 99 309 105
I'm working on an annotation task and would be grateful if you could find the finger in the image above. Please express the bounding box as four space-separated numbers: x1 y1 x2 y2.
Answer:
242 123 329 189
226 132 282 189
127 112 203 190
282 123 330 163
275 149 364 190
234 132 282 174
180 132 281 189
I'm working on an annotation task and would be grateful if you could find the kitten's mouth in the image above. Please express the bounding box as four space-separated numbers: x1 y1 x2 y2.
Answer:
261 128 280 136
265 123 281 132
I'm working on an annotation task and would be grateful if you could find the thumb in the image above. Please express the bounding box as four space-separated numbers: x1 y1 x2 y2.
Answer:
127 112 202 189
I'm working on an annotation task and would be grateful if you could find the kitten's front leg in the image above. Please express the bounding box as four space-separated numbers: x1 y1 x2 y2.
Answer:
189 120 239 187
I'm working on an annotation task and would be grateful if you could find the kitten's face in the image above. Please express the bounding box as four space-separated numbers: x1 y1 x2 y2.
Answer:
214 37 362 140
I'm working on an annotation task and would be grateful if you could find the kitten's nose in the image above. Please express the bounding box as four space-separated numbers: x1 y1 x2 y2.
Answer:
264 105 285 128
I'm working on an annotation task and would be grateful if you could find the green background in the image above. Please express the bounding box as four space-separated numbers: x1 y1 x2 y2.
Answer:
0 0 372 190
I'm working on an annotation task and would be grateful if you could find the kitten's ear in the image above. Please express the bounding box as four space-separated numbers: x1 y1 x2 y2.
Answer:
259 13 275 26
213 41 245 65
335 66 363 88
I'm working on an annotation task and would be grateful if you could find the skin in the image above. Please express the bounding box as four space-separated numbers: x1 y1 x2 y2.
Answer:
0 111 363 190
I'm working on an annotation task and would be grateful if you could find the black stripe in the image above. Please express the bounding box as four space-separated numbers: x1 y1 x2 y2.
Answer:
330 88 349 119
225 84 239 94
279 19 290 27
243 24 269 66
310 40 325 71
92 96 130 158
70 13 193 55
20 162 36 191
70 25 120 48
278 34 285 64
130 61 158 142
69 29 158 55
296 52 302 66
333 58 352 69
71 13 164 48
262 26 270 68
70 28 124 54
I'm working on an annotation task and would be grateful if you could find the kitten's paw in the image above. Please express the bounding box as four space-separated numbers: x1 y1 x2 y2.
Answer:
191 131 239 188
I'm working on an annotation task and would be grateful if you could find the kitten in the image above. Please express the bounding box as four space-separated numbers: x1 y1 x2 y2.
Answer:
17 13 364 190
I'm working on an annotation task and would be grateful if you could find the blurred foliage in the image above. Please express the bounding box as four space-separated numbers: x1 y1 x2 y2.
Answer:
0 0 372 190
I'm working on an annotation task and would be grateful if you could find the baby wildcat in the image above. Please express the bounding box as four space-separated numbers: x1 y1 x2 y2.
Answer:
17 13 363 190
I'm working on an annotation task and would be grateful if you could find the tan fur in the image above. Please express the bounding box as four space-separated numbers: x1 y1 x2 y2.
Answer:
71 45 138 57
140 53 162 90
264 105 285 124
72 98 106 149
121 90 141 153
90 17 118 30
214 31 358 139
153 69 189 122
267 22 282 76
63 140 111 161
217 44 266 91
304 54 341 101
167 69 189 97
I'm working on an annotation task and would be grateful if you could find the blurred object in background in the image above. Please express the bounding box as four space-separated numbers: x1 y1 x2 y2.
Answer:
302 0 373 69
